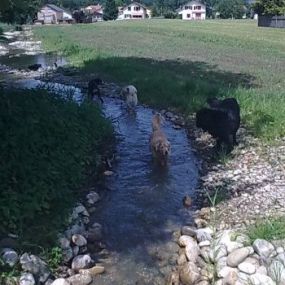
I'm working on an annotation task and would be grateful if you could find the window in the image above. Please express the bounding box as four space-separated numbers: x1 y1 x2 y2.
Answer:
125 14 131 18
128 6 131 11
194 5 201 10
134 6 140 11
133 15 142 18
184 6 188 9
187 14 191 18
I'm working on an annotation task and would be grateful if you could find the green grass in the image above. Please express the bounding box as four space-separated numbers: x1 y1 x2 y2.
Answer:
0 88 112 247
34 20 285 140
247 217 285 242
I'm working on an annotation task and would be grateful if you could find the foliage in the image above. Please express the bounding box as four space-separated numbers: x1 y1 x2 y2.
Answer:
253 0 285 15
0 88 112 246
42 247 63 272
216 0 245 18
34 20 285 140
164 11 179 18
104 0 118 20
0 0 41 24
247 217 285 242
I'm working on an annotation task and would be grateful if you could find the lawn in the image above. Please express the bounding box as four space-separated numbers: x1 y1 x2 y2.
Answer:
34 20 285 140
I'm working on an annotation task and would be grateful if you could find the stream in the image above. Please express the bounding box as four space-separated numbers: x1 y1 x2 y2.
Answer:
0 29 200 285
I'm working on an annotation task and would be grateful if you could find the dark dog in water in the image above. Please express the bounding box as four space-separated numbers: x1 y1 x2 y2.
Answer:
87 78 104 103
207 97 240 145
196 107 238 152
28 64 42 71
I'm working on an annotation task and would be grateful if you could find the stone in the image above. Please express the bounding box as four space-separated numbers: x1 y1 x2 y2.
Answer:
20 253 50 283
177 253 187 265
227 247 253 267
73 246 79 256
87 223 103 242
79 265 105 276
194 218 208 228
104 170 114 176
256 266 267 275
199 240 211 247
249 273 276 285
217 267 238 279
179 262 200 285
65 224 86 239
200 248 211 263
166 271 179 285
253 239 275 258
71 255 92 271
211 244 227 261
277 247 284 254
183 196 192 207
1 248 19 267
74 205 89 217
195 228 213 242
181 226 196 237
86 192 100 205
226 242 243 254
238 262 256 274
179 235 195 247
51 279 70 285
184 241 200 263
216 257 227 274
223 269 238 285
58 237 70 250
62 247 73 263
67 273 92 285
19 273 35 285
72 234 87 247
268 259 285 284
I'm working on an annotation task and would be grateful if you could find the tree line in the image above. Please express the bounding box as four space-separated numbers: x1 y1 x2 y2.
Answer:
0 0 284 24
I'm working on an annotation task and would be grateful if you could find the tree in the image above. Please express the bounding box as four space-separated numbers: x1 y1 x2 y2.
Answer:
104 0 118 20
253 0 285 15
0 0 41 24
216 0 245 18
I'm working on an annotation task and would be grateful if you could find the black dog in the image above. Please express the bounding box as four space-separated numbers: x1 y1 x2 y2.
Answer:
207 97 240 145
87 78 104 103
28 64 42 71
196 108 238 152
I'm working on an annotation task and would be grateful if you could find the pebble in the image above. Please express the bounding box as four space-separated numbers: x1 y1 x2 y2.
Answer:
249 273 276 285
1 248 19 267
253 239 275 258
19 273 35 285
179 261 200 285
71 255 92 271
72 234 87 247
67 273 92 285
227 247 253 267
51 279 70 285
238 262 256 274
79 265 105 276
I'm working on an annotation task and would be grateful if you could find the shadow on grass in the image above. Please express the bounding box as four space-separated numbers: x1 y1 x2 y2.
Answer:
77 56 255 113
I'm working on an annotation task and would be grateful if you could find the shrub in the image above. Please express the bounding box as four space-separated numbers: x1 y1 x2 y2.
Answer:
0 89 112 246
164 11 179 19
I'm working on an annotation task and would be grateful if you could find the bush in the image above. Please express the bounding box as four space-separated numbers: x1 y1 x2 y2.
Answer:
164 11 179 19
0 89 112 246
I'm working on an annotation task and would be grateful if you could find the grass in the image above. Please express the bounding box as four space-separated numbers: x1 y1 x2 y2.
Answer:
34 20 285 141
247 217 285 242
0 88 112 248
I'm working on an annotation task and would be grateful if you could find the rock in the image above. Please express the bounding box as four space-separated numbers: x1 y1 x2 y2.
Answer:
199 240 211 247
19 273 35 285
276 247 284 254
73 246 79 256
235 234 251 246
217 267 238 279
183 196 192 207
196 282 210 285
87 223 103 242
58 237 70 250
72 234 87 247
51 279 70 285
253 239 275 258
178 236 199 262
256 266 267 275
86 192 100 205
179 262 200 285
179 235 195 247
166 271 179 285
227 247 253 267
268 259 285 284
62 247 73 263
74 205 89 217
223 269 238 285
210 244 227 261
194 218 208 228
65 224 86 239
177 253 187 265
226 242 243 254
181 226 196 237
249 273 276 285
79 265 105 276
1 248 19 267
71 255 92 271
195 228 213 242
238 262 256 274
200 248 211 263
20 253 50 283
67 273 92 285
104 170 114 176
216 257 227 274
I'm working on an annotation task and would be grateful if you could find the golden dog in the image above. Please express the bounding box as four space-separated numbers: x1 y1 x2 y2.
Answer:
150 114 171 166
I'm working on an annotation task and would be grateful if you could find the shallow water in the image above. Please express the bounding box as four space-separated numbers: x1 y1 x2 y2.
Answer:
91 97 199 284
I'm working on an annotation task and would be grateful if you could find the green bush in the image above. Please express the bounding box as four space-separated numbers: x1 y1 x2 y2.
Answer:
0 89 112 246
164 11 179 19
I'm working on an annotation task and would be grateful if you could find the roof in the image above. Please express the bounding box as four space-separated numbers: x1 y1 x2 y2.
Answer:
46 4 65 12
85 5 102 11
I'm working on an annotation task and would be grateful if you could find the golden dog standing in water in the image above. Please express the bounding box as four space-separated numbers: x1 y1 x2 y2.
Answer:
150 113 171 166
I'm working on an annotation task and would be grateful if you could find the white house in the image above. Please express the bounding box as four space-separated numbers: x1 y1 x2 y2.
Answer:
177 1 206 20
83 4 103 22
117 2 151 20
36 4 73 24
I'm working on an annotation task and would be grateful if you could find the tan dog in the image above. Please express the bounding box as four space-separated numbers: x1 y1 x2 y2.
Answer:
121 85 138 110
150 113 171 166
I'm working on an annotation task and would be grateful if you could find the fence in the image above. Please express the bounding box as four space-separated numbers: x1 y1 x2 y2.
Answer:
258 15 285 28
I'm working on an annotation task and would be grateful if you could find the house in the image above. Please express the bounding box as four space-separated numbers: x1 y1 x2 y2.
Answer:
82 4 104 22
177 1 206 20
117 2 151 20
36 4 74 24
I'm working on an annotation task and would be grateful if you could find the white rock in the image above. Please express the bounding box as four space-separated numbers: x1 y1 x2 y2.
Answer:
268 259 285 284
253 239 275 258
74 204 89 217
210 244 227 261
86 192 100 204
179 261 200 285
73 246 80 256
223 269 238 285
256 265 267 275
227 247 253 267
226 242 243 254
217 266 238 278
51 278 70 285
179 235 195 247
249 273 276 285
1 248 19 267
181 237 200 263
19 273 35 285
199 240 211 247
277 247 284 254
216 257 227 273
67 273 92 285
238 262 256 274
71 255 92 271
195 228 213 242
59 237 70 250
72 234 87 247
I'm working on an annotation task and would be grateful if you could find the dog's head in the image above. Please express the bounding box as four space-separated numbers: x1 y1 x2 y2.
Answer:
155 140 171 157
207 97 220 108
121 85 137 98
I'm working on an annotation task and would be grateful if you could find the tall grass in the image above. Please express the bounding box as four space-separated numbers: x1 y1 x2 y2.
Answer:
0 88 112 247
34 20 285 140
